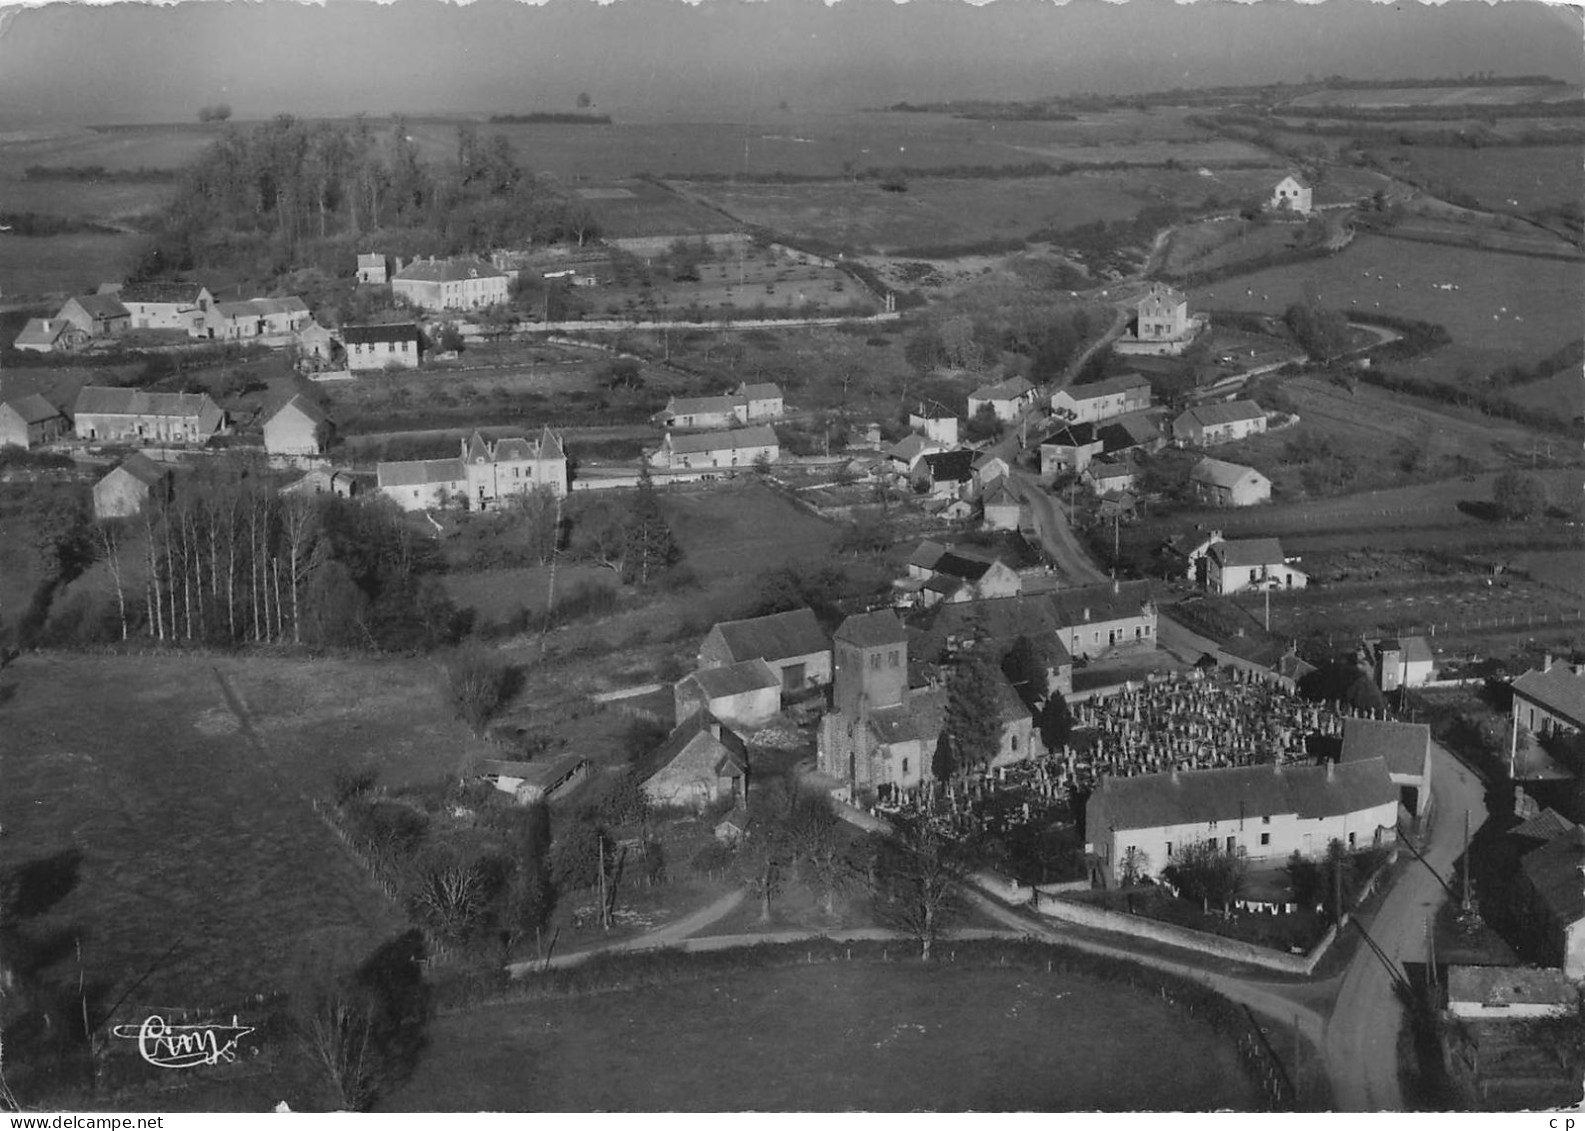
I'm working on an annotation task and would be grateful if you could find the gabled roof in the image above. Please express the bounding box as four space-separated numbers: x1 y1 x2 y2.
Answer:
1520 826 1585 927
118 280 209 305
1063 373 1151 401
908 540 949 571
14 319 72 348
1512 807 1577 844
265 393 330 429
835 609 908 649
885 433 943 462
666 425 777 455
982 478 1021 508
910 595 1074 669
1 394 63 425
1042 423 1099 448
1398 636 1434 665
1094 757 1398 833
60 293 129 319
921 450 975 483
357 253 386 267
342 323 422 346
970 376 1035 402
1045 580 1155 628
1190 457 1266 490
1512 663 1585 729
216 296 308 319
710 608 829 665
1447 965 1577 1009
1208 537 1287 569
376 458 465 488
1178 400 1265 430
105 452 168 489
1098 414 1160 453
1340 717 1430 778
1087 456 1138 482
641 711 749 782
736 382 782 400
1136 283 1187 310
393 257 506 283
661 394 742 418
931 551 998 583
74 386 219 420
681 657 781 700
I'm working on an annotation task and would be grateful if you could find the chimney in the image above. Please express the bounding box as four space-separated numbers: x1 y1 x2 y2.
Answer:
1543 653 1554 673
1326 760 1335 782
1112 577 1120 596
1083 607 1091 622
708 719 721 740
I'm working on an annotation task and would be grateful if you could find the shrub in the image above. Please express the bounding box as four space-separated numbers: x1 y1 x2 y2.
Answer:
444 646 519 736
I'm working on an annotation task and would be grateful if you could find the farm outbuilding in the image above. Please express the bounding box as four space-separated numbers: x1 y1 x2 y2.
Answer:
0 394 69 449
1189 457 1271 507
641 712 749 812
93 453 173 519
698 607 831 693
1339 717 1433 820
262 394 333 457
674 658 782 730
1172 401 1268 447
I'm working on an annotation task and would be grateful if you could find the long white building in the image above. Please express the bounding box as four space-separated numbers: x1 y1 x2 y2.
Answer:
377 429 567 511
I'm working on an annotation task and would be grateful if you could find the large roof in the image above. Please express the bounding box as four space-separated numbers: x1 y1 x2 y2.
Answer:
1208 537 1287 569
709 607 829 664
1447 965 1577 1009
1520 826 1585 927
1066 373 1151 401
1512 807 1577 843
835 609 908 649
376 458 465 488
910 595 1074 669
74 386 217 419
1042 422 1099 448
1 394 63 425
1513 663 1585 729
665 425 777 455
1190 457 1265 490
342 323 422 345
1098 414 1160 452
1045 580 1155 628
14 319 70 347
736 382 782 400
681 657 781 700
393 257 506 283
1340 717 1430 778
106 452 168 488
970 376 1035 402
265 393 330 429
662 394 742 418
60 293 129 319
1094 757 1398 833
1178 400 1266 430
921 450 975 483
118 280 208 305
885 433 942 462
216 297 308 319
640 711 748 782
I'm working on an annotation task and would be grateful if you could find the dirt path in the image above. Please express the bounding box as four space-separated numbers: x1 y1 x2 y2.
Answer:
505 887 748 975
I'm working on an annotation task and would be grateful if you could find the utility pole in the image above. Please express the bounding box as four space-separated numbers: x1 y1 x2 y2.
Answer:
1461 809 1472 914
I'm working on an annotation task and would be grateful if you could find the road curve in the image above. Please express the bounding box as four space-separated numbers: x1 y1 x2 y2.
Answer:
1011 470 1109 585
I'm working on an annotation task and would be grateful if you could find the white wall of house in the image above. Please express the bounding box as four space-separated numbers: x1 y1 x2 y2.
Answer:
1210 561 1308 596
1062 611 1156 658
347 339 420 371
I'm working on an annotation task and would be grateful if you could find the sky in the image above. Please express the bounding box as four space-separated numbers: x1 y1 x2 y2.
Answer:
0 0 1580 126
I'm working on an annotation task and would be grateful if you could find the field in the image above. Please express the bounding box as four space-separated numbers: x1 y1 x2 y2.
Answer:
0 231 146 298
386 961 1261 1111
571 179 732 238
592 246 876 320
0 652 493 1009
1373 145 1585 214
1191 234 1585 382
1504 369 1585 422
1282 84 1585 110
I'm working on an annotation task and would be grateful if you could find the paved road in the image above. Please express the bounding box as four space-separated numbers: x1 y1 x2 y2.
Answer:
1322 741 1487 1111
1010 469 1108 585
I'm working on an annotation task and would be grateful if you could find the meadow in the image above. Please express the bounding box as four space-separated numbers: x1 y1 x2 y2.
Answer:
1281 84 1585 110
1374 145 1585 214
1191 234 1585 381
571 179 731 238
387 961 1261 1111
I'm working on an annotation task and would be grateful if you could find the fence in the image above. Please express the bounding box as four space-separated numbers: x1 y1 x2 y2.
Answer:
1401 610 1585 638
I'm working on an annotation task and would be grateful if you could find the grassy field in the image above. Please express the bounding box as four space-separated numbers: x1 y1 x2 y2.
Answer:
386 961 1261 1111
1374 145 1585 214
0 652 492 1008
591 247 876 320
1282 84 1585 110
571 179 732 238
0 231 146 298
1191 234 1585 382
1505 369 1585 421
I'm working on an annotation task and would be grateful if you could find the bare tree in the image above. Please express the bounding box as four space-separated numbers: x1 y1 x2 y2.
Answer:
94 520 130 640
871 817 966 960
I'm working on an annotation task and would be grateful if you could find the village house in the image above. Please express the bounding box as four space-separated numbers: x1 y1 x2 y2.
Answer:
1117 284 1204 357
653 383 784 430
73 386 225 445
343 323 423 371
1040 423 1105 478
1172 400 1268 447
1083 454 1140 497
1097 413 1164 456
907 404 959 447
262 394 334 457
1445 966 1577 1022
213 297 311 341
908 594 1075 700
1189 457 1272 507
294 322 339 369
1271 175 1314 216
1203 537 1308 595
971 453 1011 490
1050 373 1153 425
92 452 172 519
391 256 510 311
1086 757 1400 888
981 478 1024 532
674 658 782 730
56 293 131 339
967 375 1037 423
640 712 749 812
884 432 949 475
1161 528 1226 583
1367 635 1436 692
13 318 90 354
355 252 388 285
376 428 568 511
735 382 784 421
915 449 977 499
698 607 832 693
1511 654 1585 737
1518 826 1585 979
1339 716 1434 820
898 540 1022 607
0 395 69 449
114 280 214 336
280 468 357 499
648 425 778 471
1046 579 1157 659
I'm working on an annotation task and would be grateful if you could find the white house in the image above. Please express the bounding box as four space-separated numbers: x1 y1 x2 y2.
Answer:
1117 284 1204 357
1204 537 1307 595
356 252 388 285
377 428 568 511
1086 758 1400 888
1189 457 1271 507
908 405 959 447
213 297 311 341
1339 717 1433 820
56 293 130 339
73 387 225 444
1369 636 1436 692
967 376 1037 423
1172 400 1268 447
343 323 422 371
115 281 214 337
1046 580 1157 659
262 394 333 457
648 425 778 471
0 395 69 449
1050 373 1152 425
1271 175 1314 216
391 257 510 311
1511 654 1585 737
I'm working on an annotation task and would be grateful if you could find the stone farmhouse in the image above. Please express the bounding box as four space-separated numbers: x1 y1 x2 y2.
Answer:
13 318 90 354
1519 826 1585 979
1189 457 1271 507
356 252 388 285
1040 423 1105 478
1203 536 1308 595
1086 757 1400 888
0 395 69 449
391 256 510 311
1512 655 1585 737
73 387 225 444
343 323 423 372
1339 716 1433 820
640 712 749 812
262 394 334 457
899 540 1022 607
1172 400 1268 447
113 281 214 336
1083 454 1139 497
92 453 173 519
213 297 311 341
674 658 782 730
1046 580 1158 659
967 375 1037 423
56 293 131 339
648 425 778 471
1271 175 1313 216
1050 373 1153 425
1117 284 1204 357
698 607 832 694
652 383 783 431
377 428 567 511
